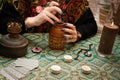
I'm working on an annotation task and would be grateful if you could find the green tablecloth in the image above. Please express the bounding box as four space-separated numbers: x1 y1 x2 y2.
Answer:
0 33 120 80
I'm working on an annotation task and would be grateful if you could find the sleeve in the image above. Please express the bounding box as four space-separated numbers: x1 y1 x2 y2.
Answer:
75 8 98 40
0 1 26 35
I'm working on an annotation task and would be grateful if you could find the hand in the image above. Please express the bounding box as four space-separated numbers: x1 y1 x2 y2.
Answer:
25 6 62 28
62 23 78 43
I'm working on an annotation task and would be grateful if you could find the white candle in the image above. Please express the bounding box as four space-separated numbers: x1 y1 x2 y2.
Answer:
81 65 91 74
64 55 73 63
50 65 61 74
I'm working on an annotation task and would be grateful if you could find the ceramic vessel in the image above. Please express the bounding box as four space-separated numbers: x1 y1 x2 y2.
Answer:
49 23 66 50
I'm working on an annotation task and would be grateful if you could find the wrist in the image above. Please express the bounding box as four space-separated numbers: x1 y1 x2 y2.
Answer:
34 13 46 26
25 17 35 28
25 14 44 28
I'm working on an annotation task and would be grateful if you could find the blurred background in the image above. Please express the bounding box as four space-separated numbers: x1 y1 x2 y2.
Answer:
88 0 112 33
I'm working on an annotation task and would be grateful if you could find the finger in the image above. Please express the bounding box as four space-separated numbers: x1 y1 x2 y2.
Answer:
65 23 76 30
51 11 57 15
66 38 77 43
49 1 59 7
64 34 77 40
43 14 54 24
64 34 73 39
45 6 62 14
62 28 74 34
45 11 60 22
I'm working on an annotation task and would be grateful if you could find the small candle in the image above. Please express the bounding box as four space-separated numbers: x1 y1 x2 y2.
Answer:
98 22 119 55
81 65 91 74
64 55 73 63
50 65 61 74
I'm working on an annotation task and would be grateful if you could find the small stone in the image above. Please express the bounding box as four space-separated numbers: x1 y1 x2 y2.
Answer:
32 47 42 53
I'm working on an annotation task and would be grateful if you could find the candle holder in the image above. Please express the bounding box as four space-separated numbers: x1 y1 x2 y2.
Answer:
0 22 28 58
97 22 119 57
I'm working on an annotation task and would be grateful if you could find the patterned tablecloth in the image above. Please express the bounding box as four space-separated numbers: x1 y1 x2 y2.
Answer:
0 33 120 80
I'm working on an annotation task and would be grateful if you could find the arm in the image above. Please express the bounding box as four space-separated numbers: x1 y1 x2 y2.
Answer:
75 8 98 40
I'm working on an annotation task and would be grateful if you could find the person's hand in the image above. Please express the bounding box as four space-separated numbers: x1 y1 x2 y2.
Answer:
37 6 62 24
62 23 78 43
25 6 62 28
47 1 60 15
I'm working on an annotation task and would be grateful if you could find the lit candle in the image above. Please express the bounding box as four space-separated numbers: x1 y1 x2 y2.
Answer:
50 65 61 74
81 65 91 74
64 55 73 63
98 22 119 55
111 22 114 26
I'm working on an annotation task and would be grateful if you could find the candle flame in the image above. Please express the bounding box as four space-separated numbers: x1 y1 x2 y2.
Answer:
111 22 114 26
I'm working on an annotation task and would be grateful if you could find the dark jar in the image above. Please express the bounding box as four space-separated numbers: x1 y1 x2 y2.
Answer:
49 23 66 50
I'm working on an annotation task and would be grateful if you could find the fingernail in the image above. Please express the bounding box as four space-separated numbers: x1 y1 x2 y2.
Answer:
61 11 64 15
64 23 67 26
53 23 56 27
64 37 66 40
61 12 64 15
64 35 66 40
58 19 62 24
61 28 65 31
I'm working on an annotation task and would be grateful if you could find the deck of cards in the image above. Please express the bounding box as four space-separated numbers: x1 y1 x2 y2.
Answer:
0 58 39 80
